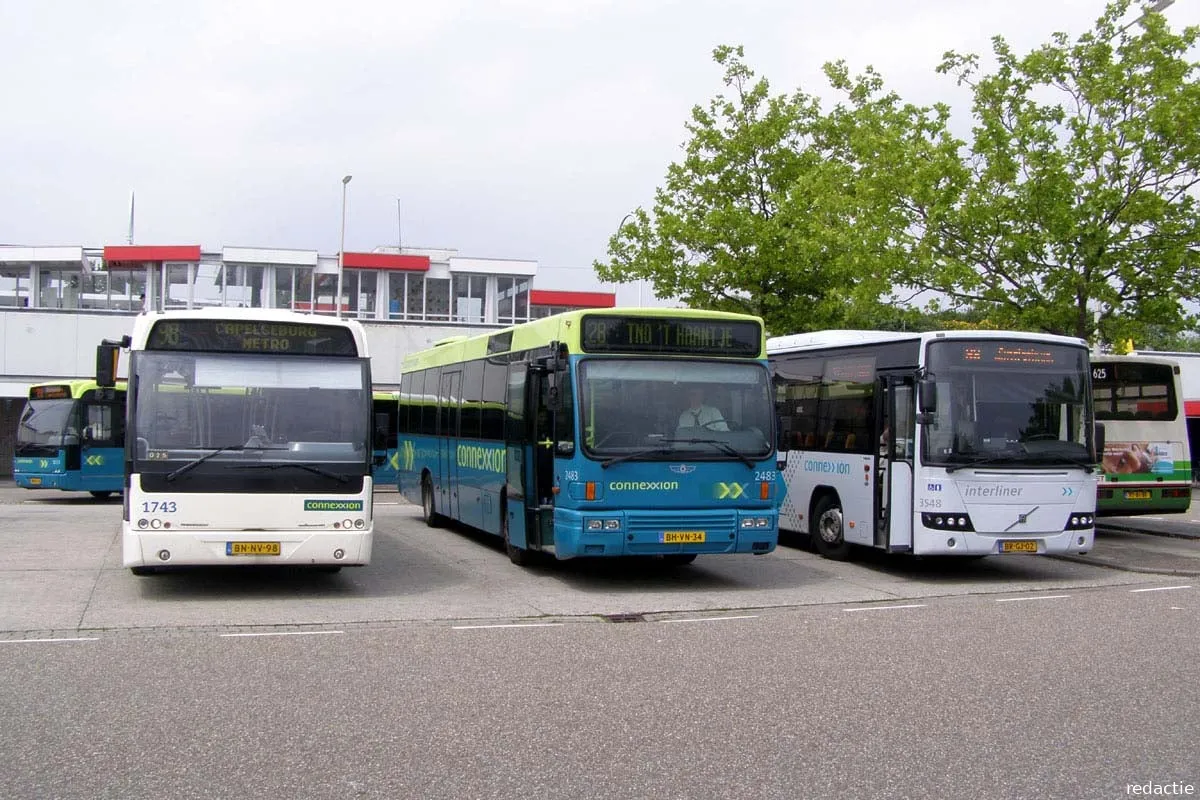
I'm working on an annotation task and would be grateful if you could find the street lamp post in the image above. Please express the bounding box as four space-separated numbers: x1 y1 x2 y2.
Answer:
616 212 643 307
1119 0 1175 34
337 174 352 318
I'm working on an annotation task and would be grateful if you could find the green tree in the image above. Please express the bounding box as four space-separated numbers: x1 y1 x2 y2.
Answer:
594 46 944 335
931 0 1200 345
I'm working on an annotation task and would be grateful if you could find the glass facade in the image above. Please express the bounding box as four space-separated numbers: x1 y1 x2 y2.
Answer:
0 253 609 322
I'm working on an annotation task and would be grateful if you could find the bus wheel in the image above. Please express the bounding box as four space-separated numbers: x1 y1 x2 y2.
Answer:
89 491 113 500
811 494 851 560
502 511 531 566
130 566 158 576
421 476 442 528
661 554 697 566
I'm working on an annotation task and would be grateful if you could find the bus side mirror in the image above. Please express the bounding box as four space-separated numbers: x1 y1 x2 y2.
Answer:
96 343 120 387
547 384 562 412
918 379 937 413
1094 422 1105 461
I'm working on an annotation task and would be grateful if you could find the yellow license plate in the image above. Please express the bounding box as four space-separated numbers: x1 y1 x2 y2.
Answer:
29 478 42 485
227 541 281 556
662 531 705 544
1124 490 1152 500
999 540 1039 554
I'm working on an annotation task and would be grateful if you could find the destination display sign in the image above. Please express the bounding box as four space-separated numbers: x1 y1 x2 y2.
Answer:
580 315 762 357
934 341 1082 368
30 384 71 400
145 320 359 356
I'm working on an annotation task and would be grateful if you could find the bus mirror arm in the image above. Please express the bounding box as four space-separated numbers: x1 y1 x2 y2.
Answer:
776 450 789 471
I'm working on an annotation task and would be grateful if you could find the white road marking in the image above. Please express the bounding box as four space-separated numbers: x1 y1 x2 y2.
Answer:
663 615 759 624
995 595 1072 602
0 637 100 644
843 604 926 612
452 623 564 630
220 630 345 638
1129 585 1192 593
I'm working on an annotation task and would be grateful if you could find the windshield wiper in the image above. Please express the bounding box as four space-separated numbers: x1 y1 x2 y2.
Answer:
601 446 672 469
945 453 1021 473
233 462 349 483
669 438 755 468
164 444 249 482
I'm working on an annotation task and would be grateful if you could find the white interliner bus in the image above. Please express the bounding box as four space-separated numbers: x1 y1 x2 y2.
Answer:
770 329 1100 559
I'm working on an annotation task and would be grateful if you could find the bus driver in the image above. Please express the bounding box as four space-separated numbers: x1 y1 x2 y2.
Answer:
678 387 728 431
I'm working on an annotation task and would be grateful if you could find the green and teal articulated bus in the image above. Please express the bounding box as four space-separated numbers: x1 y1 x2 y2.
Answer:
396 308 785 566
13 380 127 498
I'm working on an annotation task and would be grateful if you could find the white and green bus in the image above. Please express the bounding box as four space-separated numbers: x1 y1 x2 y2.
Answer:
1090 353 1192 516
116 309 374 575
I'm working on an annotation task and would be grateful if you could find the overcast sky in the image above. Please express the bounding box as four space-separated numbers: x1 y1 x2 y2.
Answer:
1 0 1195 304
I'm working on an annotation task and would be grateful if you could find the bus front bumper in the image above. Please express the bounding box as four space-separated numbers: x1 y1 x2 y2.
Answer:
122 527 373 568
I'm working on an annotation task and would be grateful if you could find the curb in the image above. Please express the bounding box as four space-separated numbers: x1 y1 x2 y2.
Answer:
1051 553 1200 577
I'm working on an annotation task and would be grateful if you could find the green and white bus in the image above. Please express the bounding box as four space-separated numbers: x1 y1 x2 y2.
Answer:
1091 353 1192 516
397 308 784 565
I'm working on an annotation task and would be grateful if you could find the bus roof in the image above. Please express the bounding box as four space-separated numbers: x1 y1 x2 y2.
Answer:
1094 353 1183 368
767 328 1090 355
30 379 127 398
402 307 767 372
127 308 369 357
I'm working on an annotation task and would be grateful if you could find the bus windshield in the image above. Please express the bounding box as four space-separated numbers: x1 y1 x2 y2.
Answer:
17 399 77 451
132 352 370 470
922 340 1091 466
578 359 774 459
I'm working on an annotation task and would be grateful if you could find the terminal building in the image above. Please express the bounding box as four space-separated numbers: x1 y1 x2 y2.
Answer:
0 242 618 475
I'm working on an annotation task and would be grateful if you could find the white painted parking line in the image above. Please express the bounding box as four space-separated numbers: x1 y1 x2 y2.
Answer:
452 623 564 630
0 637 100 644
995 595 1072 602
843 604 926 612
1129 585 1193 593
219 630 344 638
663 615 759 624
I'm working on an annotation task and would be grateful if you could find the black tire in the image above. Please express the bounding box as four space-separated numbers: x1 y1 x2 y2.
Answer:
420 475 442 528
89 491 113 500
130 566 157 576
811 494 851 560
661 553 698 566
502 508 532 566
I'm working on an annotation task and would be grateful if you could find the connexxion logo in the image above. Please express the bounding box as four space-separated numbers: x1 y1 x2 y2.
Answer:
303 499 365 512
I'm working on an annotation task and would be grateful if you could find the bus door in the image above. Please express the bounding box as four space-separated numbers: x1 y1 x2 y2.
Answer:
438 371 462 520
876 375 915 550
80 397 124 488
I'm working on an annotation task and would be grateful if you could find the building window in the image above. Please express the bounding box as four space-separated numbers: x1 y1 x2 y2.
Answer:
344 269 377 319
497 277 530 324
222 264 264 308
79 270 111 310
108 269 147 311
163 263 191 309
37 269 82 309
313 273 339 314
453 274 486 324
0 266 31 307
425 277 450 321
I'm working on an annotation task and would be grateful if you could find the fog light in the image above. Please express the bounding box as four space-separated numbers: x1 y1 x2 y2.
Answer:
947 537 956 548
354 519 365 529
1078 536 1085 546
138 519 149 529
150 519 162 529
157 549 170 562
342 519 353 529
333 548 345 560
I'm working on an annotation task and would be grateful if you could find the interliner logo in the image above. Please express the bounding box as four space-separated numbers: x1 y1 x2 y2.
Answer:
961 485 1024 498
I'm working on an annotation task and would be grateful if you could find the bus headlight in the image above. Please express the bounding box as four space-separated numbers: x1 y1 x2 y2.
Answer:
587 519 621 531
741 517 771 528
921 513 975 532
1066 513 1094 530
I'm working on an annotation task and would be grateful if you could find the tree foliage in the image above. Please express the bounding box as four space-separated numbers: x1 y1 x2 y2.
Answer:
597 2 1200 346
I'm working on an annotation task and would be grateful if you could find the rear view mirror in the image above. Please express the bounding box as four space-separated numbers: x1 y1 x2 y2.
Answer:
918 379 937 413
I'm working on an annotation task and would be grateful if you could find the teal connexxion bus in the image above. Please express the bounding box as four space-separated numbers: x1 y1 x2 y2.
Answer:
396 308 785 566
